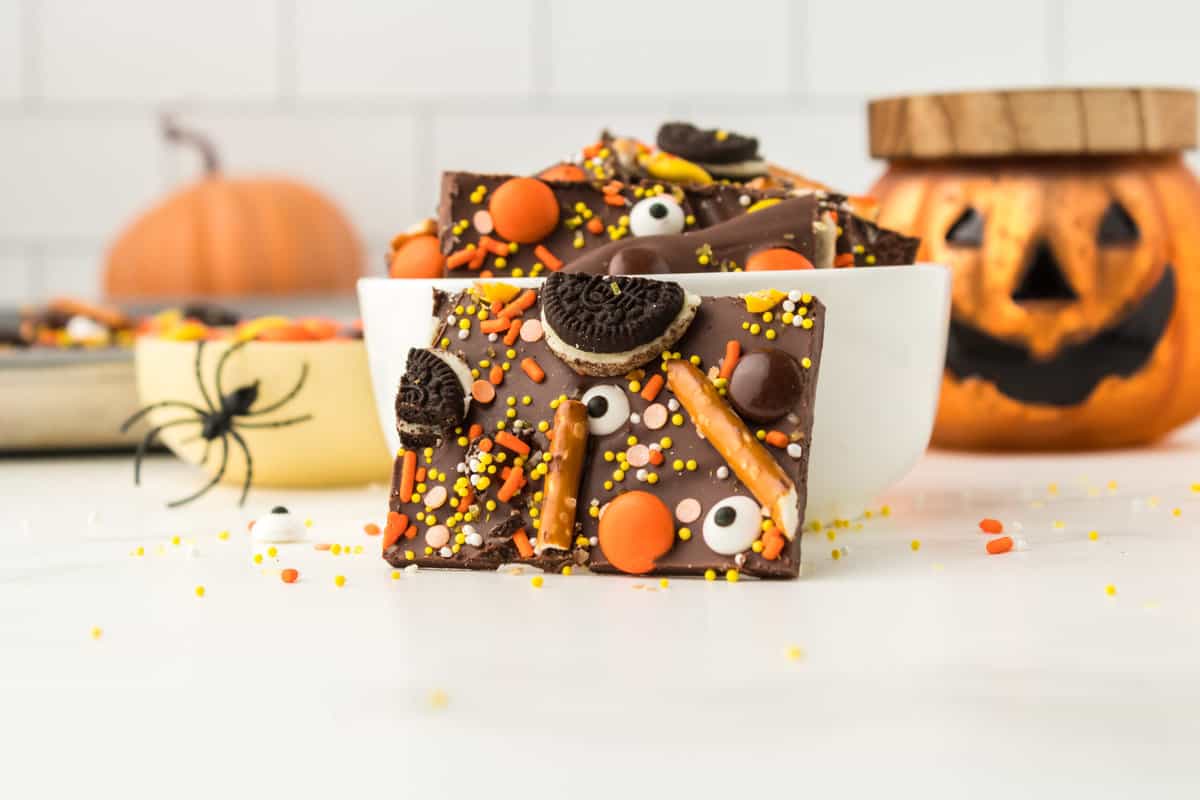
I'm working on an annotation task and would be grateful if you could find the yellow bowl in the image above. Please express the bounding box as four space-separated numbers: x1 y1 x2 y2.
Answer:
133 336 391 487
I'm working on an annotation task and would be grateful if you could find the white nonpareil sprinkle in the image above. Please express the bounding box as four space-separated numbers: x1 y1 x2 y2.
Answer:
589 536 599 547
439 547 453 558
458 329 470 340
630 413 641 425
488 333 498 342
786 443 803 460
792 316 803 327
636 468 648 482
738 194 751 206
782 300 796 313
465 533 483 547
787 290 803 303
716 466 730 479
446 314 457 325
667 398 680 412
734 553 746 567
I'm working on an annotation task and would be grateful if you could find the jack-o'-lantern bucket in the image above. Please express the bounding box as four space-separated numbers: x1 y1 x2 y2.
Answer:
869 88 1200 450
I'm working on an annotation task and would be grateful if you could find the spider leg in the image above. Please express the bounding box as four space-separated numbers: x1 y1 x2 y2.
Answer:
121 401 206 433
229 429 254 506
245 362 310 417
214 338 251 404
236 414 313 430
198 437 212 466
133 418 200 486
167 436 229 508
193 339 216 413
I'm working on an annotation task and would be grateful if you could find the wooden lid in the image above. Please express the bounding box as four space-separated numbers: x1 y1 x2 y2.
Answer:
869 88 1197 159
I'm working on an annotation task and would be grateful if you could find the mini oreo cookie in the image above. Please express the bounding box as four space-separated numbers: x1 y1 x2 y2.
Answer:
657 122 760 166
540 272 700 376
396 348 472 447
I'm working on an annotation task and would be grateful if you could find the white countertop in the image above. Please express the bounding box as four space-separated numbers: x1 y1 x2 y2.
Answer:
3 423 1200 798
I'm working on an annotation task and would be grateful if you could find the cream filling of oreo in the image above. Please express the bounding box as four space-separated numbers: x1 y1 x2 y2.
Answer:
699 158 767 178
541 291 701 376
812 211 837 268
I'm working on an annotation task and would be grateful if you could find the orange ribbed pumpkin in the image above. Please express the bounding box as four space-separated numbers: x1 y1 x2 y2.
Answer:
873 155 1200 450
104 118 363 299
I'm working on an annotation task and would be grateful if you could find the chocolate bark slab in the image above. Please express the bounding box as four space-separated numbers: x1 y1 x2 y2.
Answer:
384 277 824 579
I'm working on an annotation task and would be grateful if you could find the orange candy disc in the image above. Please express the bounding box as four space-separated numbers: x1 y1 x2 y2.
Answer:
745 247 814 272
488 178 560 244
538 163 587 183
598 490 675 575
389 235 445 279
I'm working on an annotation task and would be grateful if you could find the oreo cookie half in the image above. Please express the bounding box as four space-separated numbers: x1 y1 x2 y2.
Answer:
396 348 473 447
540 272 700 376
656 121 767 180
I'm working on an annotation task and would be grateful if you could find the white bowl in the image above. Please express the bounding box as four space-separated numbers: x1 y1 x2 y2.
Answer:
358 265 950 523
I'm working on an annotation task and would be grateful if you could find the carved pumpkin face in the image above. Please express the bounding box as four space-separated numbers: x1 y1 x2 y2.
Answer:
873 155 1200 449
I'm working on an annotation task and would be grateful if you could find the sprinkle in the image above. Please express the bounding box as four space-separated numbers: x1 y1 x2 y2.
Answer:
986 536 1013 555
512 528 534 558
910 540 921 551
90 626 103 641
716 466 729 479
520 357 545 383
719 340 740 379
334 575 346 587
659 578 669 589
495 431 530 456
194 585 206 598
726 569 739 583
399 450 418 503
642 403 669 430
678 527 692 541
640 373 665 402
530 575 544 588
1088 530 1099 541
764 430 789 448
675 498 701 523
978 518 1003 534
1105 584 1117 597
281 568 299 583
253 553 264 564
703 569 716 581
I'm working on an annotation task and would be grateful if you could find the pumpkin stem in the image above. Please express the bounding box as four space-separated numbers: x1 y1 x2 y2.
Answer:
161 114 220 175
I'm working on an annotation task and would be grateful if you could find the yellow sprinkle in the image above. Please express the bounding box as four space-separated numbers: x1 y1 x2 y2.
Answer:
253 553 264 564
331 543 342 555
671 413 684 426
659 436 673 448
1105 584 1116 597
304 519 313 528
755 429 766 441
561 565 573 576
751 540 764 553
801 357 812 369
391 570 401 580
217 530 230 541
659 578 670 589
704 569 716 581
90 626 103 640
765 329 777 340
1052 520 1065 530
749 323 761 335
530 575 544 588
785 645 804 662
831 549 841 561
825 530 836 541
194 585 206 598
725 569 739 583
1088 530 1099 541
170 535 181 546
646 473 659 484
678 527 692 541
1191 483 1200 493
267 546 278 558
134 546 145 557
880 505 891 516
334 575 346 588
910 540 921 551
685 459 697 471
429 689 450 710
1047 483 1059 495
1172 508 1182 517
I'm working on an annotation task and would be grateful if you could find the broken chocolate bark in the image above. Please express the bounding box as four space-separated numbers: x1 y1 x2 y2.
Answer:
383 274 824 579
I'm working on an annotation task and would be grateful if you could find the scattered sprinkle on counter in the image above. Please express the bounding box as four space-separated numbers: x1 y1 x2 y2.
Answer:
1088 530 1099 541
1105 584 1117 597
391 570 401 580
280 568 299 584
194 585 206 598
364 523 381 536
831 548 841 561
304 519 313 528
253 553 263 564
910 539 921 551
217 530 230 541
1052 520 1065 530
1172 508 1182 517
979 518 1004 534
334 575 346 588
785 645 804 662
90 626 103 641
986 536 1013 555
266 546 278 558
428 689 450 710
171 535 181 546
530 575 544 588
659 578 669 589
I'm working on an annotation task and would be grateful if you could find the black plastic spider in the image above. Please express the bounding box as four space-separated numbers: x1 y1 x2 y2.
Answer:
121 339 312 507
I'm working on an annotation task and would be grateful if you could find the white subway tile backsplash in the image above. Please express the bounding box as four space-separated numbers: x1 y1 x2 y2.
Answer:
41 245 105 300
0 0 23 101
806 0 1050 96
550 0 792 96
1063 1 1200 86
295 0 535 98
38 0 278 102
164 112 419 254
0 252 35 304
0 117 162 241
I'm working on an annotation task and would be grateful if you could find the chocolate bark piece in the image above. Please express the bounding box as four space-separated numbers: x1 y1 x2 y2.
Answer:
562 195 820 276
384 278 824 579
437 171 770 279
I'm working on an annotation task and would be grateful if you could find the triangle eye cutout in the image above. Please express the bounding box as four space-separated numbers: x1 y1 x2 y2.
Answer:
945 207 984 247
1097 201 1139 246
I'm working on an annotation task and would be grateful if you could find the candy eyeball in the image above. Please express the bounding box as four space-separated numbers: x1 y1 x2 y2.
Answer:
580 385 630 436
629 196 685 237
702 495 762 555
252 506 308 543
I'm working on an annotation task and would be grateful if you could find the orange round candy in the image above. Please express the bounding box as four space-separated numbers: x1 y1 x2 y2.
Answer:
598 491 675 575
488 178 560 244
538 163 587 183
281 568 299 584
746 247 814 272
389 235 444 279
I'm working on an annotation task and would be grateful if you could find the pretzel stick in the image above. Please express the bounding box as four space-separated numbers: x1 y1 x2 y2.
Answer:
665 360 799 540
535 399 589 554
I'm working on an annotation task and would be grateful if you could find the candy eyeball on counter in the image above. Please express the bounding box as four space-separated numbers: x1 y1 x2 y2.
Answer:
629 195 685 237
581 385 631 436
702 495 762 555
252 506 308 543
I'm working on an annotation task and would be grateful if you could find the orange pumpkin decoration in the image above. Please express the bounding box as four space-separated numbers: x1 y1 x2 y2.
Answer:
105 117 363 298
870 88 1200 450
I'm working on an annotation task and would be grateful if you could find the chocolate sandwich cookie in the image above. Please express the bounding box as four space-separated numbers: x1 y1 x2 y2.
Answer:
383 277 824 579
395 347 472 448
540 272 700 376
657 121 768 180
